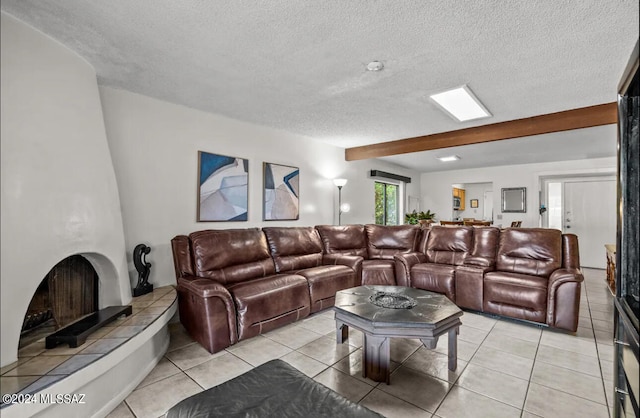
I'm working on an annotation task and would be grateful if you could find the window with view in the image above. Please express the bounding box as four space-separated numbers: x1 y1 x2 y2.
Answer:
375 181 399 225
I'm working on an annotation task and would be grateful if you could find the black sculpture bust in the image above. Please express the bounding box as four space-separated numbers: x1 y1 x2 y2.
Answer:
133 244 153 297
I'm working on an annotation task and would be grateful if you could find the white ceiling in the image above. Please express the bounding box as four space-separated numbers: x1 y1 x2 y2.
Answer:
381 124 618 172
2 1 637 171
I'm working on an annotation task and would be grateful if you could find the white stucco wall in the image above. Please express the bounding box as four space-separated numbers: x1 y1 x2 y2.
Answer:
0 13 130 367
100 87 421 288
421 157 617 228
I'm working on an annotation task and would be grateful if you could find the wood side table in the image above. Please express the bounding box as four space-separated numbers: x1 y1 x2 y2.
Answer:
605 244 616 295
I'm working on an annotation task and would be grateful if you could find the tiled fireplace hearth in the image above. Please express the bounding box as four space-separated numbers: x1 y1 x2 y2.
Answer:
0 286 176 418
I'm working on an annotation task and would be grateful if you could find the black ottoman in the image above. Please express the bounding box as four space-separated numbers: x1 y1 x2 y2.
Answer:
166 359 383 418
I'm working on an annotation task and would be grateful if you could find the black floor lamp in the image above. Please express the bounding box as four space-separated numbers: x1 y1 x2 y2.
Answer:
333 178 349 225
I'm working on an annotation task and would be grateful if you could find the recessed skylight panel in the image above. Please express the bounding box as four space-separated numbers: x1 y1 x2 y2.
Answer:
430 85 491 122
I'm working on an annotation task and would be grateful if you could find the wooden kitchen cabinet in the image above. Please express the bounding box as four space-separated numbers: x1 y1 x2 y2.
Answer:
453 188 466 210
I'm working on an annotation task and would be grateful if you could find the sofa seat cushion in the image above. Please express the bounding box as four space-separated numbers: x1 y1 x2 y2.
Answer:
362 259 396 286
295 265 357 312
227 274 310 340
410 263 456 302
483 271 548 323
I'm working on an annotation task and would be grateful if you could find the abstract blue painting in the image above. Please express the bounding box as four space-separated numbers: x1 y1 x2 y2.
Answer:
263 162 299 220
198 151 248 221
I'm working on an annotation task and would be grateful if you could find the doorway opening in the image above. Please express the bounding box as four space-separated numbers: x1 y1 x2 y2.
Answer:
450 182 493 223
541 174 616 268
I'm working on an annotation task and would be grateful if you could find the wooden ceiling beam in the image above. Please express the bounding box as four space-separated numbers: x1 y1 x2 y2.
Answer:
345 102 617 161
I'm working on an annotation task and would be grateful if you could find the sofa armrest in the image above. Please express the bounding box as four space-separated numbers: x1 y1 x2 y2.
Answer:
178 276 232 299
394 252 427 287
546 268 584 332
177 276 238 352
548 268 584 292
323 254 363 279
455 265 492 311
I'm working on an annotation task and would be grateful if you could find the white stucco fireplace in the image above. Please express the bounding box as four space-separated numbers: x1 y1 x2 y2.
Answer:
1 13 172 417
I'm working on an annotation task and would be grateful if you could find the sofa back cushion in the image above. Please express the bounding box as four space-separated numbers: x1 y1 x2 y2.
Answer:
263 227 323 272
315 225 367 257
365 224 420 260
423 226 473 265
189 229 275 285
496 228 562 277
465 227 500 267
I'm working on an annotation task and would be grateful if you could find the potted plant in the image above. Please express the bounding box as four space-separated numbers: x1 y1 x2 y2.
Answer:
405 210 437 227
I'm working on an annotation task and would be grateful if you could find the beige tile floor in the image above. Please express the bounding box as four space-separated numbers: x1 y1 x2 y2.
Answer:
107 268 615 418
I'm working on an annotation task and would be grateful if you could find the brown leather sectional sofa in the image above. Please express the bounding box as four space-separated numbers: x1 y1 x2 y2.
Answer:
171 224 583 353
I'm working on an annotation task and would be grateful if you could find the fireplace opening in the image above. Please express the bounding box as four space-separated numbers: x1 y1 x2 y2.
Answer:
20 255 98 349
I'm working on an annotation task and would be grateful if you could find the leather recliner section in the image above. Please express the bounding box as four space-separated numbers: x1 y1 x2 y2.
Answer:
171 228 312 353
316 224 420 286
483 228 563 324
409 226 474 301
363 224 421 285
396 226 582 331
263 227 360 313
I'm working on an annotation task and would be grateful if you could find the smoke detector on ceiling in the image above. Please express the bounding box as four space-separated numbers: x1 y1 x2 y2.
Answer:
366 61 384 71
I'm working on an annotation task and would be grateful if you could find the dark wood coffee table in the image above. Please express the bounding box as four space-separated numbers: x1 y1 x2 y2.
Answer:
334 286 463 384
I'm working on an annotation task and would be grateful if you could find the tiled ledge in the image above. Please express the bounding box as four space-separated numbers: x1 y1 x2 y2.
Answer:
0 286 177 416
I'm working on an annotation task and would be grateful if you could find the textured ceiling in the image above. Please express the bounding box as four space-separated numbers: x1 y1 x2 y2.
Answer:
2 1 638 171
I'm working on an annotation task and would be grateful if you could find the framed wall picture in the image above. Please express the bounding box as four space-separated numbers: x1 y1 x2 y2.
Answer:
263 162 299 220
197 151 248 221
501 187 526 213
470 199 479 208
